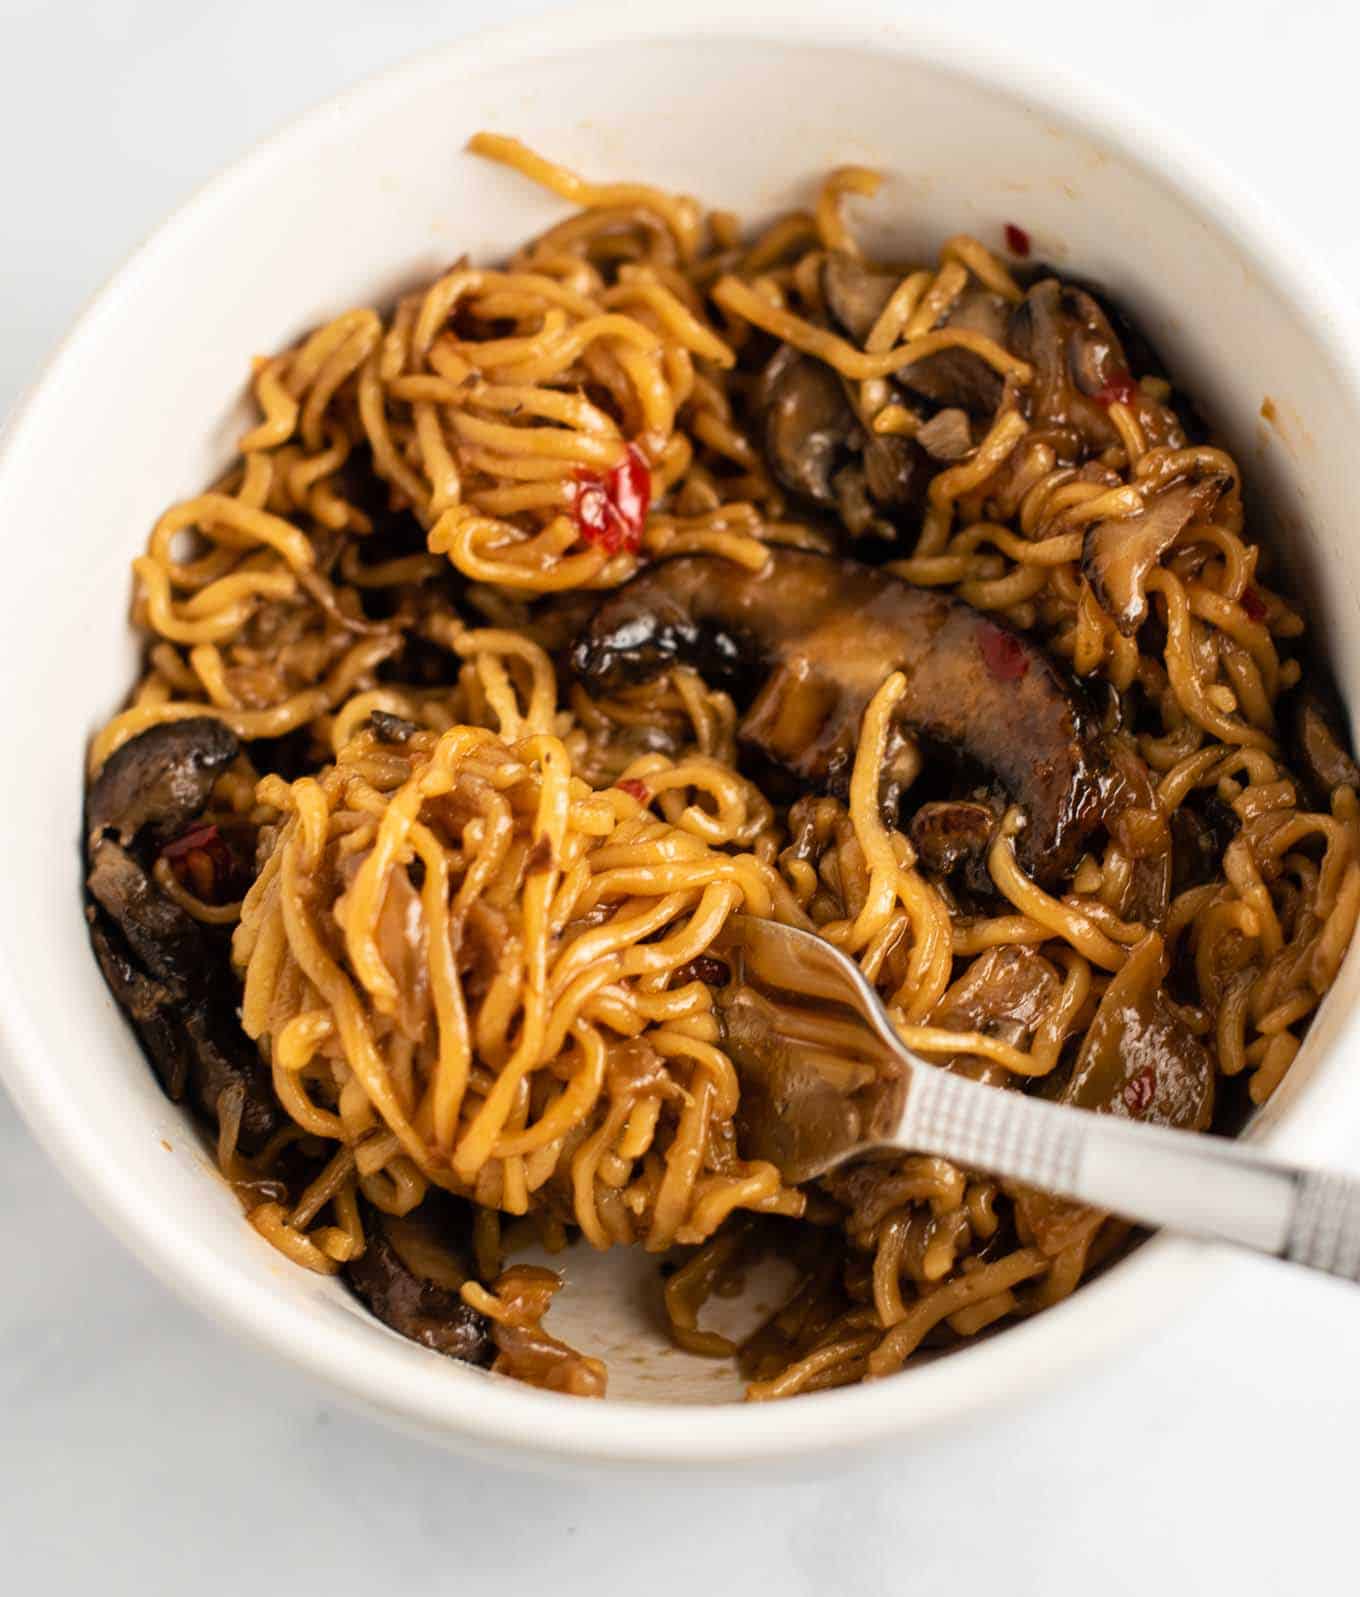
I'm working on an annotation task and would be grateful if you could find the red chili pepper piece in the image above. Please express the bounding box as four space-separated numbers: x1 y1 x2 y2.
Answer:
1003 222 1031 258
161 822 237 902
617 778 650 804
1122 1064 1158 1115
1241 586 1267 622
573 480 613 547
1094 369 1138 407
610 444 651 537
572 443 652 555
976 620 1030 682
162 822 220 860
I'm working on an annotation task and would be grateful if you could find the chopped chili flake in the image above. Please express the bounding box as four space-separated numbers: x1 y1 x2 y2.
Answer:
617 778 650 805
976 620 1029 682
571 443 652 556
1241 586 1267 622
1122 1065 1158 1115
162 822 220 860
1094 369 1138 407
1003 222 1031 258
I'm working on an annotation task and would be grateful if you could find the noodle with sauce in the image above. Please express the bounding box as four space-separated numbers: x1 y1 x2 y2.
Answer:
83 135 1360 1400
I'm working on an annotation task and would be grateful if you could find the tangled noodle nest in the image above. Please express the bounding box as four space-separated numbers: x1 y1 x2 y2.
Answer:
86 135 1360 1399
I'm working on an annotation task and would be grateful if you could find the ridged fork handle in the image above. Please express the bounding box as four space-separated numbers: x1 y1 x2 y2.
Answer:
899 1066 1360 1280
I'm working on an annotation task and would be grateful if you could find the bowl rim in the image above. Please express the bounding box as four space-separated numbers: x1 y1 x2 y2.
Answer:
4 0 1360 1466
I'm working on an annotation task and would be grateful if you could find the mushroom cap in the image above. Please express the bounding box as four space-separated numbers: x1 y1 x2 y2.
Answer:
572 547 1109 885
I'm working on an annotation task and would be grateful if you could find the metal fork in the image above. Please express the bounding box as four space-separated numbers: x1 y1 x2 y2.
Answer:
711 914 1360 1282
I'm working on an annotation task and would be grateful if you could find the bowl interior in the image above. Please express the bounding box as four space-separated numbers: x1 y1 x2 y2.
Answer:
3 16 1360 1452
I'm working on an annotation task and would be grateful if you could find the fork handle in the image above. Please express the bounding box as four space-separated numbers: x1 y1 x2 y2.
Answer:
898 1067 1360 1281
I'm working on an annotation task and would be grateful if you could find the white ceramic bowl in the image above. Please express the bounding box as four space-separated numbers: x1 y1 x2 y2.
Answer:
4 0 1360 1469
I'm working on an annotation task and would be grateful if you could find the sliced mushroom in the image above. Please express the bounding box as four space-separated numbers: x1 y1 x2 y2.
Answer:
1065 933 1214 1129
830 461 883 539
1102 733 1173 929
758 344 856 507
1028 263 1209 446
88 839 212 994
85 870 279 1151
935 945 1060 1035
823 253 1008 417
1008 278 1130 454
821 252 900 342
179 999 282 1151
1016 931 1214 1251
86 716 239 850
1082 470 1231 635
899 286 1011 416
1170 797 1239 894
345 1199 493 1365
909 799 998 891
756 344 930 537
861 432 929 512
915 408 973 462
571 548 1108 884
85 720 279 1151
88 911 197 1104
814 946 1061 1233
931 945 1062 1085
1286 687 1360 806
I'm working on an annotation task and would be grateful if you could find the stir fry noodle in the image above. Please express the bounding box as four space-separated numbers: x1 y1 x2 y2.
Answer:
84 135 1360 1399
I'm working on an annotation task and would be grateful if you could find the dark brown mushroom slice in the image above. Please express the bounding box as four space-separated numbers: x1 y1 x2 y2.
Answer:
1008 278 1130 453
89 907 283 1186
88 909 195 1103
571 548 1108 885
367 709 421 745
861 432 931 514
85 720 279 1152
88 904 279 1149
821 252 901 343
179 1001 281 1151
830 462 883 539
931 945 1062 1085
757 344 857 507
345 1200 493 1366
899 285 1011 417
915 408 973 462
1016 932 1214 1251
934 945 1060 1037
87 837 207 991
1082 470 1231 635
909 799 999 891
1064 932 1214 1129
1169 797 1239 895
1102 733 1173 930
86 844 280 1151
823 253 1009 418
756 344 930 536
1286 687 1360 806
1025 262 1210 446
86 716 240 850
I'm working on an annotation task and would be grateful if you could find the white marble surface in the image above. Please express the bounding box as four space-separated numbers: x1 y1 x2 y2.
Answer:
4 1 1360 1588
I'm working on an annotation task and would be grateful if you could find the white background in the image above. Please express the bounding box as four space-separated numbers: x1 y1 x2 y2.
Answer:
3 1 1359 1590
